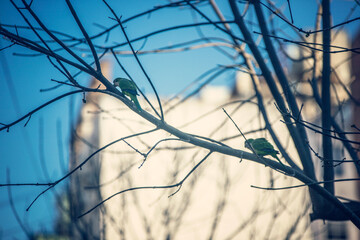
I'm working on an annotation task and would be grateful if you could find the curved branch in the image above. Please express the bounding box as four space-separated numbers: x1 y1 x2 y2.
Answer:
0 90 83 132
26 128 158 211
78 151 213 218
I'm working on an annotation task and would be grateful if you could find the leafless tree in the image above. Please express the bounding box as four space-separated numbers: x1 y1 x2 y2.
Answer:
1 0 360 239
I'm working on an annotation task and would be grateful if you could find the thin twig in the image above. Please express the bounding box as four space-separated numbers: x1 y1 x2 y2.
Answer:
65 0 101 73
78 151 213 218
110 48 160 115
103 0 164 120
251 178 360 191
26 128 158 211
7 169 33 238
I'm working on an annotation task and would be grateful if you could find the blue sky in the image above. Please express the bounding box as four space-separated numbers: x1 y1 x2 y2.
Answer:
0 0 359 238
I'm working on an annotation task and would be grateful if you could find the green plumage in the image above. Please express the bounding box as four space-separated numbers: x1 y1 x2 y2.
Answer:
113 77 142 111
245 138 285 168
245 138 279 160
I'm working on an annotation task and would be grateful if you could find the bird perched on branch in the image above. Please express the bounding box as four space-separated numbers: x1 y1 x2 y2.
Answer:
245 138 285 167
113 77 142 111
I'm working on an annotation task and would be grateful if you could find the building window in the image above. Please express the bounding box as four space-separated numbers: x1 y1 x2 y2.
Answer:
327 222 347 240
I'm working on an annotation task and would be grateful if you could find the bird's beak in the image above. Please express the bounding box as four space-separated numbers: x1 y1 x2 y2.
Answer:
113 81 119 87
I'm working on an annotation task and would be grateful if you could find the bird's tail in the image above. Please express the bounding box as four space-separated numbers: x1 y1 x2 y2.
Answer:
272 154 286 168
131 96 142 112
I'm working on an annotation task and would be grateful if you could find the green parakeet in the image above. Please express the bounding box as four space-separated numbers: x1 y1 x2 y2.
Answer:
113 77 142 111
245 138 285 167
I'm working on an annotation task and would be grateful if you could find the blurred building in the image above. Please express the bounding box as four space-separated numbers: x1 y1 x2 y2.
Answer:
290 30 360 240
61 30 360 239
67 78 312 239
